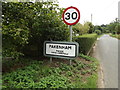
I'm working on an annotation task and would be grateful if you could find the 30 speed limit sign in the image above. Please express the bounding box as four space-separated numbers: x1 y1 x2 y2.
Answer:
62 6 80 25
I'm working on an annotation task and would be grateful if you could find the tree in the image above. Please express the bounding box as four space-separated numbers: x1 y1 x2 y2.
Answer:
86 22 94 34
107 23 117 34
2 2 69 58
2 2 31 58
83 22 90 34
73 22 90 35
106 18 119 34
115 23 120 34
100 24 108 33
24 2 69 57
73 23 82 36
94 30 101 35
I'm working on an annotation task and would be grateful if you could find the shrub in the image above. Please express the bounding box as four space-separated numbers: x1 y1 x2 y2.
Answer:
2 2 69 58
94 30 101 35
73 34 97 54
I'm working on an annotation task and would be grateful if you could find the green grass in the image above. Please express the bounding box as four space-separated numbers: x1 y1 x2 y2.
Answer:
77 33 97 38
110 34 120 39
81 73 98 88
2 54 99 88
97 34 103 38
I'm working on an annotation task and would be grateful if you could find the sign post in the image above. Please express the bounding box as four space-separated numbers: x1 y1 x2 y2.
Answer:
62 6 80 40
62 6 80 65
70 25 72 42
69 25 72 65
43 6 80 65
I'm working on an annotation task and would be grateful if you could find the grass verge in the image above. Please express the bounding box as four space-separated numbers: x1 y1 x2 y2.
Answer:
97 34 103 38
2 54 99 88
110 34 120 39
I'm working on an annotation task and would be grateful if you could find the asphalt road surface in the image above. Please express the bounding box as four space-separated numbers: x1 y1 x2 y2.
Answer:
93 34 118 88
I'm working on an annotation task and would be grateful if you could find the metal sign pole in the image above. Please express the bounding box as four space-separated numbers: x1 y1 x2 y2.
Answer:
69 25 72 65
50 39 53 63
70 25 72 42
50 57 52 63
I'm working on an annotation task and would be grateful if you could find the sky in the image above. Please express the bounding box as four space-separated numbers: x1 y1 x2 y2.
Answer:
58 0 119 25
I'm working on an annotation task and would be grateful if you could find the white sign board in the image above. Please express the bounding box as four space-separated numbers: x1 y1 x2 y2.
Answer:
44 41 79 59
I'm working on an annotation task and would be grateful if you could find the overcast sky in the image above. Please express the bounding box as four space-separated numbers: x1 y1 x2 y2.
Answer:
58 0 119 25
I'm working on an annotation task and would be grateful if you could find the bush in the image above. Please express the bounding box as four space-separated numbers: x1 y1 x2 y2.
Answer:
94 30 101 35
2 2 69 58
73 34 97 54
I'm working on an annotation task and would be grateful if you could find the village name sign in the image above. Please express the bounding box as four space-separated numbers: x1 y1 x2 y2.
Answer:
44 41 79 59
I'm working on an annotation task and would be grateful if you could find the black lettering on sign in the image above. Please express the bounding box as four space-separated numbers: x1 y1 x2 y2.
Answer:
49 45 72 50
65 12 70 20
65 12 77 20
49 45 52 48
72 12 77 19
68 46 72 49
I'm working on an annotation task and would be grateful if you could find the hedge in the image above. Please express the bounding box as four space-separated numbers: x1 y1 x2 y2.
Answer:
73 34 97 54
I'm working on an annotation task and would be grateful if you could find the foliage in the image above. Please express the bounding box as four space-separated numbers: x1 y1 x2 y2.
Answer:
110 34 120 39
106 18 120 34
107 23 117 34
83 22 91 34
73 23 82 36
2 2 30 58
100 24 108 33
86 22 94 34
27 2 69 57
94 25 102 31
115 23 120 34
94 19 120 34
2 2 69 58
94 30 101 35
2 55 99 88
73 34 97 54
34 75 68 88
73 22 92 36
80 54 97 61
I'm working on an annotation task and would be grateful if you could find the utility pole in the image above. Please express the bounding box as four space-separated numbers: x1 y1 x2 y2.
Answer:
118 1 120 22
91 14 92 23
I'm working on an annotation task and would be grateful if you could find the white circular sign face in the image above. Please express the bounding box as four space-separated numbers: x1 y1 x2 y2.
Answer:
62 6 80 25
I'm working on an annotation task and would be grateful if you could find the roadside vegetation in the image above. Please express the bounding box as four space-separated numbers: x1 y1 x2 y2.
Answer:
2 54 99 88
110 34 120 39
2 0 119 89
108 18 120 39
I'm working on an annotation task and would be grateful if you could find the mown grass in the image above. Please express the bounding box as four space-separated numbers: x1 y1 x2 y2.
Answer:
97 34 103 38
110 34 120 39
76 33 97 38
2 54 99 88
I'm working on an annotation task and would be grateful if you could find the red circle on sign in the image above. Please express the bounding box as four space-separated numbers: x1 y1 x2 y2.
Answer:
62 6 80 25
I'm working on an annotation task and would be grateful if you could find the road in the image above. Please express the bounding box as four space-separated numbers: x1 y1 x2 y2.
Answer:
93 34 118 88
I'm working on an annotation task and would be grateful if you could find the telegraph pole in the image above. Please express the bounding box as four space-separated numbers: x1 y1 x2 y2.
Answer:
91 14 92 23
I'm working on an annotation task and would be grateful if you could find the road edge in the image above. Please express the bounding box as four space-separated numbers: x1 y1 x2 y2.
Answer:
92 41 105 88
98 63 105 88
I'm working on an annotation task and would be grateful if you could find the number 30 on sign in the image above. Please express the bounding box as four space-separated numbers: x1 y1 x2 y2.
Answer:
62 6 80 25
